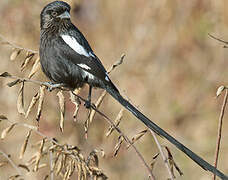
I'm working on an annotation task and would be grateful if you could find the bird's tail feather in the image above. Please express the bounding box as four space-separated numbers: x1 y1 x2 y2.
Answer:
105 86 228 180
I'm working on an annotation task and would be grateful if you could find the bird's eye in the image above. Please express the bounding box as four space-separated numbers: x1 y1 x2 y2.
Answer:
51 11 58 16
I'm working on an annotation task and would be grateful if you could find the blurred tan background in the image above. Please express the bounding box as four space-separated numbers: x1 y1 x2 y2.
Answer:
0 0 228 179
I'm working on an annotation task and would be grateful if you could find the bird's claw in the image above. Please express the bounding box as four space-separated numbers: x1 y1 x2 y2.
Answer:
84 101 96 109
84 100 91 109
43 82 64 92
42 82 54 91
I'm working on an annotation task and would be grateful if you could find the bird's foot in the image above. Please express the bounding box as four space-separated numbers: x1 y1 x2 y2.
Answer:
84 100 96 109
84 100 92 109
43 82 64 91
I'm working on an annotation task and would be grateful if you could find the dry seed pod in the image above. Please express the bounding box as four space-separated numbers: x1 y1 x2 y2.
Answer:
106 108 124 137
87 150 99 167
56 155 63 176
21 53 35 71
69 160 75 177
107 53 125 73
49 144 58 151
26 153 37 166
63 164 71 180
22 124 37 130
17 82 25 115
10 49 21 61
25 92 39 118
216 86 225 97
34 138 45 172
150 160 156 171
57 91 65 132
69 90 81 122
1 123 16 139
18 164 30 172
113 136 124 157
0 72 11 77
90 166 102 174
7 79 22 87
84 117 89 139
100 149 105 158
37 163 47 170
0 115 7 120
152 153 159 160
43 175 49 180
81 163 87 179
128 129 148 147
36 86 46 122
8 175 20 180
19 130 32 159
165 146 183 176
89 90 107 123
77 164 82 180
52 152 61 171
28 57 40 79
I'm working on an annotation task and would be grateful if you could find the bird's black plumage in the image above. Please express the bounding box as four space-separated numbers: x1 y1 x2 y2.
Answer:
40 1 117 92
39 1 228 179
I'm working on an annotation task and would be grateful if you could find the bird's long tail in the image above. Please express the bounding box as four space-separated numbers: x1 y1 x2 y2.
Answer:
105 86 228 180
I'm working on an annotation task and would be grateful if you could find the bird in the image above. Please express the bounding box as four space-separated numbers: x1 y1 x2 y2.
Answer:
39 1 227 179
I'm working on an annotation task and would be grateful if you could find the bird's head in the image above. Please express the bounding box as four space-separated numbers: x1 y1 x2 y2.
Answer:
40 1 71 30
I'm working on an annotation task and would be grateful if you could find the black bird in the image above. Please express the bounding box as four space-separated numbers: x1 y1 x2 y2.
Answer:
39 1 227 179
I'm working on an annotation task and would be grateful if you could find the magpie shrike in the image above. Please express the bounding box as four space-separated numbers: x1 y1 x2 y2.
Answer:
39 1 227 179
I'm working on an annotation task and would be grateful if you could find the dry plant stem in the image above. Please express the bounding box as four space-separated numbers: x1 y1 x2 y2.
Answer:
71 92 155 180
208 34 228 45
49 150 54 180
1 76 154 179
0 35 153 178
2 74 50 87
0 149 22 176
0 34 38 54
6 119 61 148
213 89 228 180
149 130 174 180
0 56 154 178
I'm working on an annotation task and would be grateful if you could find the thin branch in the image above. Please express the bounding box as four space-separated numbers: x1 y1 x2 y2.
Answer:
150 130 174 180
0 51 154 178
107 53 125 74
49 150 54 180
0 34 38 54
213 89 228 180
1 73 154 179
71 91 155 180
0 149 22 176
6 119 61 148
208 33 228 48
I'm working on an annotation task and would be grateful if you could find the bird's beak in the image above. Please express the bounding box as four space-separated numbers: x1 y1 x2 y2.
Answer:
58 11 70 19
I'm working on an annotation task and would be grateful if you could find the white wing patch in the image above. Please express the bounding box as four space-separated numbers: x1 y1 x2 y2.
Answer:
105 75 110 81
77 63 91 70
82 70 95 80
61 34 91 57
89 52 95 58
105 72 110 81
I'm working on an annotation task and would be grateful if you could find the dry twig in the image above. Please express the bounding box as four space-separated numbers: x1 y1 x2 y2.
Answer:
71 91 155 180
150 130 175 180
213 89 228 180
0 149 22 177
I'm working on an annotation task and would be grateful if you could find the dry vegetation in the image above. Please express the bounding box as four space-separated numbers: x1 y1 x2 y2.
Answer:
0 0 228 179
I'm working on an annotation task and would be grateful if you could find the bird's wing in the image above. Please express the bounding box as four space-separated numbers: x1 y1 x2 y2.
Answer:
68 25 108 72
58 31 113 86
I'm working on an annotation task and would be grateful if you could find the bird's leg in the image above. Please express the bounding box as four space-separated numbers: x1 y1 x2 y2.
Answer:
84 85 92 108
43 82 65 91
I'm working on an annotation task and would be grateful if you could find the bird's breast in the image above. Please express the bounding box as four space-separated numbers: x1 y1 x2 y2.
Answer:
40 36 85 89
